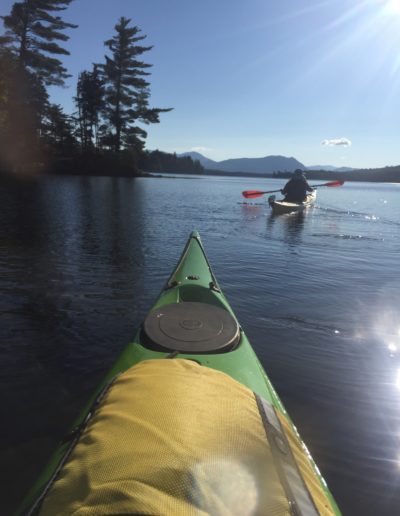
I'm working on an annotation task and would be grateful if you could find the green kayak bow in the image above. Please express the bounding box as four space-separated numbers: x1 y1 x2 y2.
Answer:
19 231 340 516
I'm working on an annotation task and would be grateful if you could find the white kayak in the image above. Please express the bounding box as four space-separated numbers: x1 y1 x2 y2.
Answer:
268 190 317 215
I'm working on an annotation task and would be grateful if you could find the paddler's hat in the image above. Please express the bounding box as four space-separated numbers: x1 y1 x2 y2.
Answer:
293 169 305 179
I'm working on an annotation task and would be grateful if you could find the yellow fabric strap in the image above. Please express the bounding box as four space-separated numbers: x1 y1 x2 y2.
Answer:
39 359 290 516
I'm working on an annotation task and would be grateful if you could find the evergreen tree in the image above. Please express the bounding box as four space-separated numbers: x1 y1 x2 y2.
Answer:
0 1 76 169
0 50 15 167
137 150 204 174
41 103 76 155
0 50 13 133
75 66 104 152
101 17 171 152
0 0 77 86
0 48 46 170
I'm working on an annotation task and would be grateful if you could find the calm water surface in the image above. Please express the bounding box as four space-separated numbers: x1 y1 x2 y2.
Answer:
1 175 400 514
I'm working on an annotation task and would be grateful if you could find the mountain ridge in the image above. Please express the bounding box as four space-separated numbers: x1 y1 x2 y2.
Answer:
179 152 354 174
179 152 305 174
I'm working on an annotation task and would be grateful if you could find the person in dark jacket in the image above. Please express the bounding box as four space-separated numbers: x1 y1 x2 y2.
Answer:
281 169 314 202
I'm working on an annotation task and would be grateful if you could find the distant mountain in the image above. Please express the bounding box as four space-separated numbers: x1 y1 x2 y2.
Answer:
307 165 355 172
178 152 358 174
211 156 305 173
178 152 217 168
179 152 305 174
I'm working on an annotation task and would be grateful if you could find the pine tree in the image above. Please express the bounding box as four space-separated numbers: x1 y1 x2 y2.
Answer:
101 17 171 152
0 1 76 169
75 66 104 152
0 0 77 86
0 50 13 133
0 50 15 166
42 103 76 155
0 47 47 170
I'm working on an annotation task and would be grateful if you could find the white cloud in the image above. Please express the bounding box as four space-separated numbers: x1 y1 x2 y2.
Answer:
322 137 352 147
190 146 212 153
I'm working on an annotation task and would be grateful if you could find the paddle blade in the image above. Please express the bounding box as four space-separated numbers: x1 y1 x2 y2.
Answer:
242 190 266 199
326 180 345 187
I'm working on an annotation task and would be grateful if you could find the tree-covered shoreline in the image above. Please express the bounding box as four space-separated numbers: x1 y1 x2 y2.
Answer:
273 166 400 183
139 166 400 183
0 1 203 177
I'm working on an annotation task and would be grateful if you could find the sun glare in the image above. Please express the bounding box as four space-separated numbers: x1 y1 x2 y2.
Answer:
385 0 400 14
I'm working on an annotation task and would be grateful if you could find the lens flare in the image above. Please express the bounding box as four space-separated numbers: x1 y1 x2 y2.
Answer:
191 460 258 515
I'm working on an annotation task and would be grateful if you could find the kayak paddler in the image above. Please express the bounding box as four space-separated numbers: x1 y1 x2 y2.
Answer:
281 169 314 203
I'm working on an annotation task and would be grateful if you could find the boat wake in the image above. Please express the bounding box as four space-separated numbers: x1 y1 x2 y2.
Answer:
317 206 400 227
260 315 345 337
311 233 384 241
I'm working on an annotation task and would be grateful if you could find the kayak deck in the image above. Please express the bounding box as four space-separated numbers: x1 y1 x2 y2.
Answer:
106 232 283 402
268 190 317 215
19 231 340 516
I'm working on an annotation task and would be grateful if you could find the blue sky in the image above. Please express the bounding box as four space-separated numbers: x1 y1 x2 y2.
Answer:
2 0 400 167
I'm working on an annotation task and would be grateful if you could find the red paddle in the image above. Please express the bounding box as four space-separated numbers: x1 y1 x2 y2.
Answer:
242 180 344 199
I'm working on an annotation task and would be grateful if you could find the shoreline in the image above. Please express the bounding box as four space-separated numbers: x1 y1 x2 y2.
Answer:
1 167 400 184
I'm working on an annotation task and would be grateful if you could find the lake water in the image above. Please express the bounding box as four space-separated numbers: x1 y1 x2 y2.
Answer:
1 175 400 514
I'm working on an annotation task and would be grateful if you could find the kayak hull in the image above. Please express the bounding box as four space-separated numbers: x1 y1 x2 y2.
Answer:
269 190 317 215
19 231 340 515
